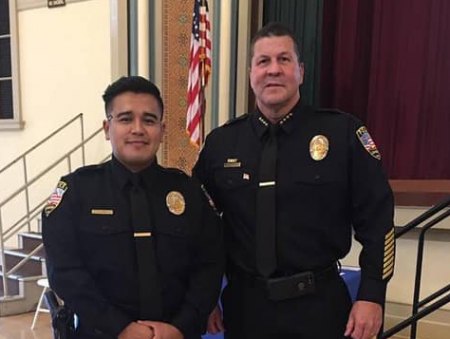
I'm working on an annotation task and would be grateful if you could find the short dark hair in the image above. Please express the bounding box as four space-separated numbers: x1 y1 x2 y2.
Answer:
102 76 164 118
250 22 301 61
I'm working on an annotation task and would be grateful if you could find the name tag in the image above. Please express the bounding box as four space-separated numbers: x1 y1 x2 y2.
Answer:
224 162 241 168
91 209 114 215
224 158 241 168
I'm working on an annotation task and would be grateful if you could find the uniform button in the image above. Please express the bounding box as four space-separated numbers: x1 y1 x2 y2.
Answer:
297 282 305 291
314 174 321 180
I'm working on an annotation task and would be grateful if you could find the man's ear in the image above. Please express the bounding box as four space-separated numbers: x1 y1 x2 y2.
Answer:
103 120 110 140
298 62 305 84
160 122 166 143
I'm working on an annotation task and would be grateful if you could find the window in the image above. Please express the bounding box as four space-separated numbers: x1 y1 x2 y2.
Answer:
0 0 22 129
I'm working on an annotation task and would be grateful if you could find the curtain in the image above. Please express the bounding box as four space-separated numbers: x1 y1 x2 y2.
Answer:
321 0 450 179
263 0 324 106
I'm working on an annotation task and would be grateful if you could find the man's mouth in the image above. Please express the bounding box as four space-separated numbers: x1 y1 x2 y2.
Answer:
265 83 283 88
127 140 148 145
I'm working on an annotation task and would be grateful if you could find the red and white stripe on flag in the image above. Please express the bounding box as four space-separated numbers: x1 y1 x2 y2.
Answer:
186 0 211 147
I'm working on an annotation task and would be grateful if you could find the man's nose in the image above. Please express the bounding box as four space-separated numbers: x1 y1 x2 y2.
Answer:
267 60 282 74
131 117 145 133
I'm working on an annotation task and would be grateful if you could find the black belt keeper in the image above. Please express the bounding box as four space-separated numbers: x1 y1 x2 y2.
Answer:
231 264 340 301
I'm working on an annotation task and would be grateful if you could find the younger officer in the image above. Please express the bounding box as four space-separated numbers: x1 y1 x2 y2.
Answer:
43 76 223 339
194 23 395 339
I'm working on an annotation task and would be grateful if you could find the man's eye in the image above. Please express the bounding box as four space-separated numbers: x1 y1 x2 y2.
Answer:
143 117 157 125
258 59 268 65
118 116 132 123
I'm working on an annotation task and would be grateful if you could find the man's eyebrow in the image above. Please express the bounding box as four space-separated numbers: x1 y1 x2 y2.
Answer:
115 111 132 117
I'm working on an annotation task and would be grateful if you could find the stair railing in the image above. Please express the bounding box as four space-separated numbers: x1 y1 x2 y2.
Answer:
380 195 450 338
0 114 84 232
0 114 108 298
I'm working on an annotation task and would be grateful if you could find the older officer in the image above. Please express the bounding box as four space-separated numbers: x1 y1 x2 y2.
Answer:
193 23 395 339
43 76 223 339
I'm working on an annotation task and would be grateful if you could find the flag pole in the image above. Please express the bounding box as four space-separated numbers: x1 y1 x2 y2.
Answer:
200 0 206 147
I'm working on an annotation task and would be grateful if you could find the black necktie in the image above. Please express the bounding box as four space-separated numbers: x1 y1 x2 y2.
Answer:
129 174 162 320
256 124 278 277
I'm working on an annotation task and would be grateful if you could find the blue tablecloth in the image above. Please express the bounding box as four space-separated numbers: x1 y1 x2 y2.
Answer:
201 266 361 339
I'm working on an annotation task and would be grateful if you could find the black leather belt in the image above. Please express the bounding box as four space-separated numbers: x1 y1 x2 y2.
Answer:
231 264 339 301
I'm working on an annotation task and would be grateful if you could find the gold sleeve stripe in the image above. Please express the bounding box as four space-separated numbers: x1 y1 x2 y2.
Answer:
382 228 395 280
384 241 395 254
383 267 394 280
383 262 394 274
385 229 394 238
383 261 394 274
384 245 395 259
383 257 394 269
384 258 394 268
384 238 394 248
385 235 395 246
384 234 395 246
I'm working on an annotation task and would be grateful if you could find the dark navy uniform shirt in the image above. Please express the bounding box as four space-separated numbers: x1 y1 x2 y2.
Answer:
193 102 395 305
42 157 224 338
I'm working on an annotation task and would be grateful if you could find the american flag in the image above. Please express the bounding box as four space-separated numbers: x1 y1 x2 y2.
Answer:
186 0 211 147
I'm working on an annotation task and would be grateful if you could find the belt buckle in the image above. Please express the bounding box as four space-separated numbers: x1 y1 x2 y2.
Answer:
266 271 316 301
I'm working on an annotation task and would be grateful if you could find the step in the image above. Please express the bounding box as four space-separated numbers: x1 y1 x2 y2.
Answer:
0 275 46 316
3 250 45 277
18 232 44 255
0 271 20 297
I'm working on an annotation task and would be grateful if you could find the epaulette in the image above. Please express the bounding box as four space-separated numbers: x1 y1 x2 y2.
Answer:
223 113 250 126
74 163 106 175
159 166 189 177
315 108 346 115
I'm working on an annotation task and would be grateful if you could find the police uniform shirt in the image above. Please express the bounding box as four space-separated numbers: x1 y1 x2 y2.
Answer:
193 101 395 305
42 157 224 338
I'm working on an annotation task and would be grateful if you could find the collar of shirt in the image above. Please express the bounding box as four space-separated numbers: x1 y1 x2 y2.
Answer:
110 155 158 191
251 99 305 139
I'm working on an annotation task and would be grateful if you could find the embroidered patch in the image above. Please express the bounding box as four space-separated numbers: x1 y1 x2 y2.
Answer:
44 180 68 217
356 126 381 160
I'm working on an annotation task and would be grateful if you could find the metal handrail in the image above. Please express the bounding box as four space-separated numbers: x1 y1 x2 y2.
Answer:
395 195 450 238
6 243 44 276
3 199 46 242
0 126 103 209
0 114 83 176
0 114 106 297
381 292 450 338
380 195 450 338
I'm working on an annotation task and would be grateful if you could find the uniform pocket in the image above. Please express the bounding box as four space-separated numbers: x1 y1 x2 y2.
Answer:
156 222 189 238
79 214 129 235
214 168 253 190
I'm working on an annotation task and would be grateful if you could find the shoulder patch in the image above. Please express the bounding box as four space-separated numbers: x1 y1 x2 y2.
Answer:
224 113 249 126
356 126 381 160
44 180 68 217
